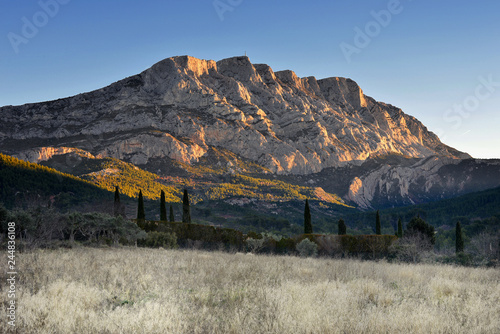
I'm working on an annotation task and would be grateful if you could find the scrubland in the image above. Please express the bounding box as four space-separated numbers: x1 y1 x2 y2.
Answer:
1 247 499 333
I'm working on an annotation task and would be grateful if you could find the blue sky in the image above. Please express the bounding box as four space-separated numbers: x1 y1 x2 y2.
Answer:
1 0 499 158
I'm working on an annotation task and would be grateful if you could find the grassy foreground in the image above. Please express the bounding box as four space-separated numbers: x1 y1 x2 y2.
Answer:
1 248 499 333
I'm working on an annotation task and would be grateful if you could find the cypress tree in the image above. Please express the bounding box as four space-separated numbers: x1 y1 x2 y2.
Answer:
113 186 120 217
169 204 175 222
137 190 145 221
160 190 167 221
182 189 191 224
397 218 403 238
338 218 346 235
456 221 464 253
375 210 381 235
304 199 313 234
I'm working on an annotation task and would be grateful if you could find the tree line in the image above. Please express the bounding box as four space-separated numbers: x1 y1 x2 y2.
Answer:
114 186 192 224
303 201 468 257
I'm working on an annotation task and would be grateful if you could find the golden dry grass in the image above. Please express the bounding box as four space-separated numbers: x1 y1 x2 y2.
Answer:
1 247 499 333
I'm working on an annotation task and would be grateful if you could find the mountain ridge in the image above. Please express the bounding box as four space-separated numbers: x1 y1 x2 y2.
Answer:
2 55 499 209
1 55 468 176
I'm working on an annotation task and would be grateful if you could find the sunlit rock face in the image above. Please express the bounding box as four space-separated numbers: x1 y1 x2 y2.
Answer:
0 55 469 174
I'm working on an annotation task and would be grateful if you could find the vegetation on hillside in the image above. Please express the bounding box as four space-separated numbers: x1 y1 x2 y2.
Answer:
0 153 111 209
347 186 500 228
2 152 498 261
76 157 181 202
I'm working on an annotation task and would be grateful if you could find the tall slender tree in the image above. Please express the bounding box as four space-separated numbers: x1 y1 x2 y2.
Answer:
160 190 167 221
375 210 381 235
397 218 403 238
113 186 121 217
137 190 145 221
169 204 175 222
304 199 313 234
182 189 191 223
456 221 464 254
338 218 346 235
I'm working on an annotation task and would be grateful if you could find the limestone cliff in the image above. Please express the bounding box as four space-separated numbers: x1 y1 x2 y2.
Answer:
0 55 468 175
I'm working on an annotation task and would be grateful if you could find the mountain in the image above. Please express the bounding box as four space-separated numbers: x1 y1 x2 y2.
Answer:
300 154 500 209
1 55 499 209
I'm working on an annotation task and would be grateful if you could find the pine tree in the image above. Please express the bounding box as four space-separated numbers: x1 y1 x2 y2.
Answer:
169 204 175 222
113 186 120 217
304 199 313 234
397 218 403 238
160 190 167 221
338 218 346 235
137 190 145 221
375 210 381 235
456 221 464 253
182 189 191 224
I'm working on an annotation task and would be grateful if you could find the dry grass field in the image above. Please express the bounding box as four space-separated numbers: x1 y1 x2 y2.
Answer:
1 247 499 333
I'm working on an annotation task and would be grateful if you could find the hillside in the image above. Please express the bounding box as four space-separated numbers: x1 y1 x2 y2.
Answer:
336 186 500 250
0 153 113 210
0 153 354 231
38 152 354 232
343 186 500 228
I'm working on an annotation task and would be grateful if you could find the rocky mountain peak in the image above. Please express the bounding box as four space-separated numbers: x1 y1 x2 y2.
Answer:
317 77 367 110
149 55 217 78
216 56 260 83
0 55 470 175
254 63 277 83
274 70 305 91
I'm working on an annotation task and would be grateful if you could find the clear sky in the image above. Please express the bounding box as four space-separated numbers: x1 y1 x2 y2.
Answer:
1 0 499 158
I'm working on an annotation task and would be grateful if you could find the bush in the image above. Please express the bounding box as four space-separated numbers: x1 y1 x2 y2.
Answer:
245 233 284 254
246 237 265 253
139 221 245 250
405 216 435 245
296 238 318 257
310 234 397 257
138 231 177 249
388 233 432 263
276 237 296 254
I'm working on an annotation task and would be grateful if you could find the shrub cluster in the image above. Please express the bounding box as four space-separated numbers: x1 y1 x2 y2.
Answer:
0 204 147 249
136 220 245 251
296 238 318 257
241 231 397 258
137 231 178 249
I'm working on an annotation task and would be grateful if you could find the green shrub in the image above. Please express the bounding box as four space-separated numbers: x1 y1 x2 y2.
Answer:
139 220 244 250
405 216 435 245
276 237 296 254
138 231 177 249
296 238 318 257
246 237 265 253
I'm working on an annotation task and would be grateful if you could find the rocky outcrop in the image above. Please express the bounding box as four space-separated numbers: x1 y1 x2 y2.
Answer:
0 55 469 175
345 157 500 209
14 147 95 163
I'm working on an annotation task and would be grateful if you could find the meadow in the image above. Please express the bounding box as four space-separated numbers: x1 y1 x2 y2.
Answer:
1 247 499 333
